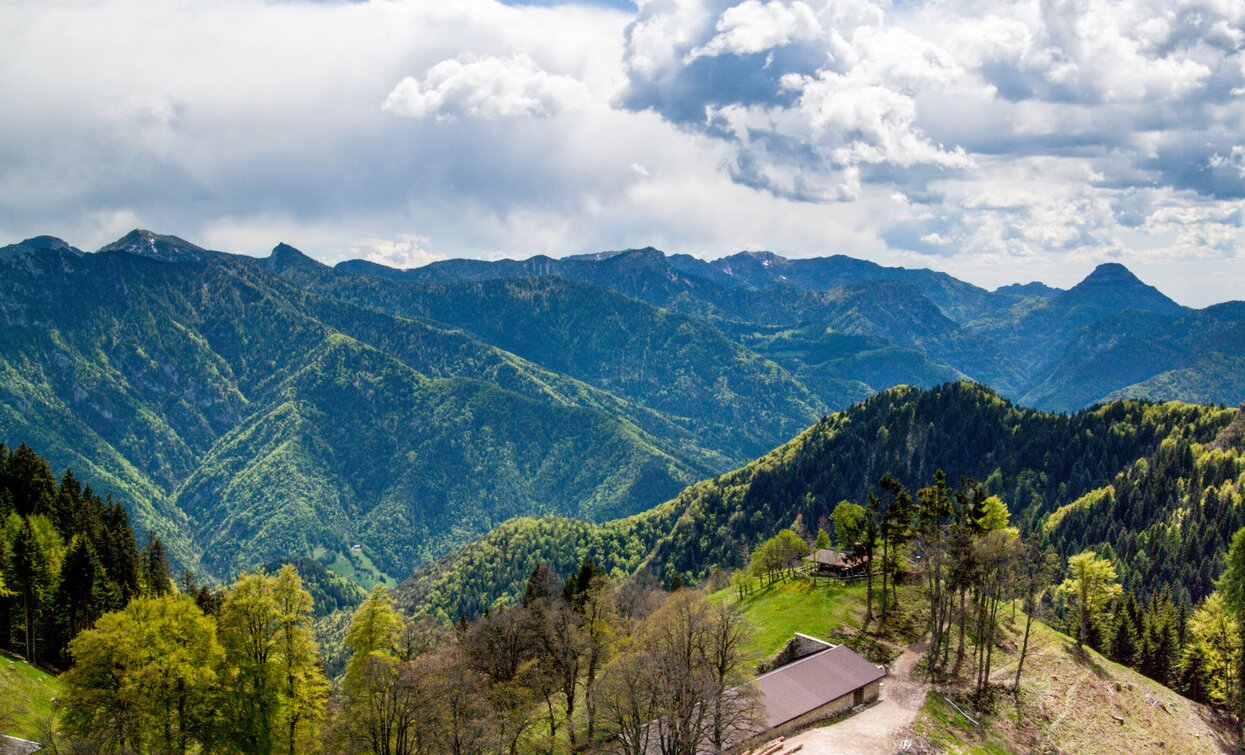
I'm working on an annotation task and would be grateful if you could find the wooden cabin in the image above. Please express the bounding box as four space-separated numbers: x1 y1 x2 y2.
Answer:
803 548 865 578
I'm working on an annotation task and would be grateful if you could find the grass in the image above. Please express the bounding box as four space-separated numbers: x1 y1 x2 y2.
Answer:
326 549 395 590
0 650 59 742
912 691 1011 754
905 608 1235 754
712 576 889 667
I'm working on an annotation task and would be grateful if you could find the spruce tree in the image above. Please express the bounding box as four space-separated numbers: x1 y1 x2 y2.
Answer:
52 535 107 664
52 469 82 537
100 499 141 608
10 518 50 661
1109 602 1139 667
141 530 172 595
2 444 56 517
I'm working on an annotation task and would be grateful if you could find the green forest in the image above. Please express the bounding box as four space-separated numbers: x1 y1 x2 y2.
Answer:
399 383 1239 621
2 232 1243 592
3 232 1245 753
9 417 1245 753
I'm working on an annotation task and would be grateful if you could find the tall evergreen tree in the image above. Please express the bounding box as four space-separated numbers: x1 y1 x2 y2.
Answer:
99 499 141 608
10 518 50 661
52 535 107 665
141 530 172 596
2 444 56 517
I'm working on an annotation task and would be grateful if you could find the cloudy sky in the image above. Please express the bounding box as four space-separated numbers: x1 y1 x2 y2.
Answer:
2 0 1243 305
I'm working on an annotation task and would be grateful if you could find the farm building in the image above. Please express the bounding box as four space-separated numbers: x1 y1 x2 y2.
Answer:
741 634 885 746
803 548 866 578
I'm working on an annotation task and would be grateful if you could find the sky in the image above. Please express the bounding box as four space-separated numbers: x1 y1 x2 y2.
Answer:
1 0 1243 306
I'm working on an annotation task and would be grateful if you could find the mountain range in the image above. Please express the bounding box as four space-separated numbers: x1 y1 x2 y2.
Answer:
0 229 1242 585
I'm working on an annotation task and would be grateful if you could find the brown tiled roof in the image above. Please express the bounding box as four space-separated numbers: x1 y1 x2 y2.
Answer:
752 645 885 728
805 548 860 567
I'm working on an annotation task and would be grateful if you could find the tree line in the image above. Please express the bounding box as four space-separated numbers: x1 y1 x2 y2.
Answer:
0 443 172 668
60 566 328 754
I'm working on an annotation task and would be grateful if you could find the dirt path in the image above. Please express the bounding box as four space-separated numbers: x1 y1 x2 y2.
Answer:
781 640 930 754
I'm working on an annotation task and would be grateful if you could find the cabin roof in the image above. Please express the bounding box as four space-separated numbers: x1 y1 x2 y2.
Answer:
805 548 853 567
752 644 885 728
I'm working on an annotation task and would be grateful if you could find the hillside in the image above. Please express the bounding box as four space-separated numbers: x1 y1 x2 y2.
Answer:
291 273 826 463
1044 400 1245 603
905 619 1232 754
0 236 734 577
710 570 1234 753
396 383 1237 620
0 651 59 743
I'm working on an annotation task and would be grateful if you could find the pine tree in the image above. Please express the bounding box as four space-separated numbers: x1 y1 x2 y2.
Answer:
52 535 107 664
10 518 50 661
141 530 172 595
99 499 141 608
1109 601 1139 667
2 444 56 517
51 469 82 537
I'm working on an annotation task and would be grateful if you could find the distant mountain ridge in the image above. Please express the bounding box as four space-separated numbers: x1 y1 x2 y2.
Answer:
323 238 1236 408
0 229 1241 588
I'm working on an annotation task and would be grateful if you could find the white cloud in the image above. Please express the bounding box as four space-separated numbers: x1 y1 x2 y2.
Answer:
350 234 445 269
383 54 590 120
0 0 1242 307
686 1 821 61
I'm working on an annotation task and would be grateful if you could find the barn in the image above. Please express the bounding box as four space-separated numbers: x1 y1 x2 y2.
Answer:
747 635 885 742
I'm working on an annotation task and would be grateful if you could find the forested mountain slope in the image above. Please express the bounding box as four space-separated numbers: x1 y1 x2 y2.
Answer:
1046 400 1245 603
2 228 1242 588
285 272 826 463
339 244 1242 411
399 383 1237 620
0 235 723 579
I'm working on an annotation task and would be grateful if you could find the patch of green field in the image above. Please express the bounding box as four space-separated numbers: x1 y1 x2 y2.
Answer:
326 549 396 590
713 577 871 665
0 650 59 741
